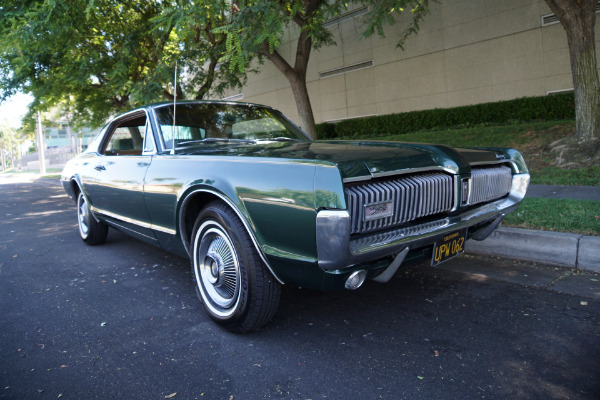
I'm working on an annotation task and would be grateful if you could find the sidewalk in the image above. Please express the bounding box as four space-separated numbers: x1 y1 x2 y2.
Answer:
466 184 600 272
527 184 600 201
0 171 61 184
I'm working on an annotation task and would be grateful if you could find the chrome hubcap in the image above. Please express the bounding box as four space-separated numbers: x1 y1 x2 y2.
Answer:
194 224 241 317
78 194 90 237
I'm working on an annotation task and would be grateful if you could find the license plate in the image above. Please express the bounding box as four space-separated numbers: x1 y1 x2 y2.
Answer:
431 229 467 266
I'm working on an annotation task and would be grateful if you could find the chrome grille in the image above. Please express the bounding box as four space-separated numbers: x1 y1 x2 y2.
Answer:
345 172 454 235
470 166 512 205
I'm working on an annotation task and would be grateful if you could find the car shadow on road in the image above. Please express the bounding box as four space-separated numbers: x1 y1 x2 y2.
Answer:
3 181 599 400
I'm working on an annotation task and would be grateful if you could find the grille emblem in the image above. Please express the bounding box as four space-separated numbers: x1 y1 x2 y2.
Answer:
364 201 394 221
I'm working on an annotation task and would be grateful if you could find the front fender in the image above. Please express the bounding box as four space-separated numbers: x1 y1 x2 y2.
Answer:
155 156 326 286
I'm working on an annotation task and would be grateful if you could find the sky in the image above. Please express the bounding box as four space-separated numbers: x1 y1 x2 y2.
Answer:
0 92 33 129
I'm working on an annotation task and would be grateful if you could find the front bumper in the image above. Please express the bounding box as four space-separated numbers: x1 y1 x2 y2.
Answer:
316 173 530 271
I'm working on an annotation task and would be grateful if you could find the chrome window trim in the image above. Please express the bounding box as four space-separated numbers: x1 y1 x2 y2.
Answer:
152 107 169 152
151 102 312 153
100 109 149 155
142 119 157 156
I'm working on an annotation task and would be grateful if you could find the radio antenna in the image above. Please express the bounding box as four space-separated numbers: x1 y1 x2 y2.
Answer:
171 61 178 155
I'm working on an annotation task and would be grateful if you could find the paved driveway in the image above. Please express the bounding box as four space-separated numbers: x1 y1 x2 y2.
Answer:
1 179 599 399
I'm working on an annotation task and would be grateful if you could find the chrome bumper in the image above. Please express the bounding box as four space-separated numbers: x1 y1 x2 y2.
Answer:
316 173 530 271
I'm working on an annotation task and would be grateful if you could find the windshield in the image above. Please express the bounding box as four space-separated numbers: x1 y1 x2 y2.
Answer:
154 103 310 149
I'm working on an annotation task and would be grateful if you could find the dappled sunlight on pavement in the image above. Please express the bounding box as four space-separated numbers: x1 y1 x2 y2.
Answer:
0 172 48 184
1 179 599 400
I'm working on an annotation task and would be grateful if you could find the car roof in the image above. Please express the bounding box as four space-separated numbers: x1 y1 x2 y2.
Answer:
144 99 275 110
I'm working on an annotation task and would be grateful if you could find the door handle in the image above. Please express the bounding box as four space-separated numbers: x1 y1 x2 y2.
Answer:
94 165 106 171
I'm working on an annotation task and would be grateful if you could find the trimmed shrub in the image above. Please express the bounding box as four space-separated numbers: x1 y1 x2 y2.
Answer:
315 92 575 139
315 122 337 139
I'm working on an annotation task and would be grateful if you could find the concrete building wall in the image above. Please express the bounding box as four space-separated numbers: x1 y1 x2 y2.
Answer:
219 0 598 128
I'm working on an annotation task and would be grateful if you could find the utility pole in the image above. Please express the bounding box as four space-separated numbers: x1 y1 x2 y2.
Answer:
37 112 46 175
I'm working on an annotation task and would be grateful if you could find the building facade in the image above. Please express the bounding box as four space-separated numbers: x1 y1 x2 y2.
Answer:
44 124 96 150
220 0 599 127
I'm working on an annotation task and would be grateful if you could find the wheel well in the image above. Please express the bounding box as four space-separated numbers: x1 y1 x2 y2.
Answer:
180 191 223 254
70 180 81 203
179 190 283 285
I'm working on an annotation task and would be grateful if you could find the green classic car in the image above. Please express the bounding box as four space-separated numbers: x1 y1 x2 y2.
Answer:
61 101 530 332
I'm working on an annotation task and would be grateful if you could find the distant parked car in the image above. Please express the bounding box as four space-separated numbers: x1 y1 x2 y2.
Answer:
61 101 530 332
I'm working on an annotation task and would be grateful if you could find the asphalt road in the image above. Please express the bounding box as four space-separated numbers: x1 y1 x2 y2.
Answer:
1 179 599 400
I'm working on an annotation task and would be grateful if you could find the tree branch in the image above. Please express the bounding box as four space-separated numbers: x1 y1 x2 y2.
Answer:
261 41 294 77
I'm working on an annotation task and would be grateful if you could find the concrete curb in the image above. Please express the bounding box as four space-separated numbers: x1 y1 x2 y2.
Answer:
466 227 600 273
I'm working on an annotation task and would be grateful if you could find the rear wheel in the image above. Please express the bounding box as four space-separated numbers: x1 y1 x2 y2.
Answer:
77 191 108 245
190 201 280 332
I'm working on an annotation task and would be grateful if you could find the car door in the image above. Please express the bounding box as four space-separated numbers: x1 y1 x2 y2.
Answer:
84 110 157 243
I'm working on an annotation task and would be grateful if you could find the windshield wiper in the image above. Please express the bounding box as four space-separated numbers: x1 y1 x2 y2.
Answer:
176 138 255 146
255 137 298 142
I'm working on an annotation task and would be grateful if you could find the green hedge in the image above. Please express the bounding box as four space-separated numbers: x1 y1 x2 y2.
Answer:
315 92 575 139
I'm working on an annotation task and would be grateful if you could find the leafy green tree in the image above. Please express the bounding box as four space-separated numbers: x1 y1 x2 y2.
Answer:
544 0 599 151
1 0 169 125
0 122 23 171
0 0 245 127
157 0 251 101
220 0 433 138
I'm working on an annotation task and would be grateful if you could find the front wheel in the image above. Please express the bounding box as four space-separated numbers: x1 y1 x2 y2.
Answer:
77 191 108 245
191 201 280 332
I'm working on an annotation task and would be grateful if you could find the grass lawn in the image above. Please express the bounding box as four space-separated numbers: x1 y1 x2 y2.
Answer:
503 198 600 236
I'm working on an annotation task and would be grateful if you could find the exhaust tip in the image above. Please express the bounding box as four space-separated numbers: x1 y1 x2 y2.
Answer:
345 270 367 290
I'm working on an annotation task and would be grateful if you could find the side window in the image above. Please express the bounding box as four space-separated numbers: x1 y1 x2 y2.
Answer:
143 122 156 153
102 114 146 156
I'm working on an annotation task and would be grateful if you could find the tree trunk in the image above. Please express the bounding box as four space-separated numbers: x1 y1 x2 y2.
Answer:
16 148 22 171
261 42 318 138
288 72 317 138
545 0 600 143
259 0 321 139
66 119 75 154
0 145 6 171
37 112 46 175
195 58 218 100
571 40 600 143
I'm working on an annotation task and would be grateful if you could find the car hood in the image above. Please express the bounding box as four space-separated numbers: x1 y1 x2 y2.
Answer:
176 140 505 180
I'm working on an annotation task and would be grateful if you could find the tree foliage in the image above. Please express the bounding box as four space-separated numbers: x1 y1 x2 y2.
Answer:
0 0 246 128
218 0 433 138
0 122 24 171
1 0 432 136
155 0 251 101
